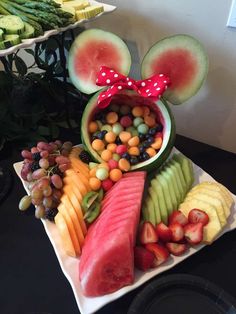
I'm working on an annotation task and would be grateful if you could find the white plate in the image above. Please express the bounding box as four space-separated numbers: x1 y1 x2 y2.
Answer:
0 1 116 57
13 148 236 314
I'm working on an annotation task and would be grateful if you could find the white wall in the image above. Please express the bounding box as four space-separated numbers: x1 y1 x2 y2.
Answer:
86 0 236 153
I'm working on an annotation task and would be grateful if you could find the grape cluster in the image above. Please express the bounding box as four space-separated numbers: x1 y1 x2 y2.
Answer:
19 140 73 221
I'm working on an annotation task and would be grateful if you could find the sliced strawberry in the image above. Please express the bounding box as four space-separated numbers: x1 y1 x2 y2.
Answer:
145 243 170 267
166 242 187 256
156 222 172 242
140 222 158 244
134 246 155 271
188 208 209 226
184 222 204 245
169 223 184 242
169 210 188 226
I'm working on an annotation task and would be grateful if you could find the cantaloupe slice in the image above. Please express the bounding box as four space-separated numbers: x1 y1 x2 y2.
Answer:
69 156 89 174
65 169 88 196
63 179 83 203
60 194 85 246
55 212 77 257
58 203 81 256
70 164 90 190
62 185 87 236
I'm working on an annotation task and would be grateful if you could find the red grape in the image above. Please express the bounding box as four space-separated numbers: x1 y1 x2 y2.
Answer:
59 163 70 173
39 158 49 169
40 150 49 158
51 174 63 189
32 169 47 180
55 156 70 165
21 150 32 160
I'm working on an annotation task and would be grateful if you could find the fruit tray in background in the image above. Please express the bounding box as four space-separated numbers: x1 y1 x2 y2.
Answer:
13 147 236 314
0 1 116 57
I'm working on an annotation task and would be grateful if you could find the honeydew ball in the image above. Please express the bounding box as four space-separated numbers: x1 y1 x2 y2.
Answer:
133 117 144 128
112 153 121 161
132 129 139 137
112 122 124 135
96 167 109 180
101 124 112 132
137 123 149 134
126 126 138 137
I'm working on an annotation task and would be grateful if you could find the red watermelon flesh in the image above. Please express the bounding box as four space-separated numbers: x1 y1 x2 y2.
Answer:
79 172 146 296
103 181 144 202
102 189 143 209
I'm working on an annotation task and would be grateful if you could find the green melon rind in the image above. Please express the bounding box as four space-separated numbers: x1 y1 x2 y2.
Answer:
81 91 176 172
68 28 132 95
141 34 209 105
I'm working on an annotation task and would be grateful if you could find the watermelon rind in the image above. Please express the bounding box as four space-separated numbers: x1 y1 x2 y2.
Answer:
68 28 132 95
81 90 176 172
141 34 209 105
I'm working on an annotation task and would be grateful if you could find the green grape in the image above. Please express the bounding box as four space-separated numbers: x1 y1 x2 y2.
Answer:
43 196 53 208
31 197 42 206
35 205 46 219
31 187 43 199
43 185 52 197
39 158 49 169
19 195 32 211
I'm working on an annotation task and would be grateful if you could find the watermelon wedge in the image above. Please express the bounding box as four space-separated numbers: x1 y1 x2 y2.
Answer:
79 171 146 296
68 29 131 94
141 34 208 105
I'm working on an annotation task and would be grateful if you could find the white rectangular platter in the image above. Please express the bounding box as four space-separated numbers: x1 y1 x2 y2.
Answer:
0 1 116 57
13 148 236 314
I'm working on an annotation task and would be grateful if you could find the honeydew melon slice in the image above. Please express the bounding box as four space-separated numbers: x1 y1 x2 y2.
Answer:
68 28 131 94
141 34 208 105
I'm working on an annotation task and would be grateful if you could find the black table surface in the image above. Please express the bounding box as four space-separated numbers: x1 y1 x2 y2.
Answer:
1 134 236 314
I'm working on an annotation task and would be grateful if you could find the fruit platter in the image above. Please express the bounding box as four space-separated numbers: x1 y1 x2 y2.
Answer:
0 0 116 56
14 29 236 314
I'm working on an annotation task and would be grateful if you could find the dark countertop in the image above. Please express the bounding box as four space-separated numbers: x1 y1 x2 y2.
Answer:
1 134 236 314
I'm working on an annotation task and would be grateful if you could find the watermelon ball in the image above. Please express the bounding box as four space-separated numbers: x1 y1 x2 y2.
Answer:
96 167 109 180
92 139 105 151
105 131 117 143
108 159 118 170
137 123 149 134
101 149 113 162
116 144 127 155
112 153 121 161
132 106 143 117
120 115 132 128
106 112 119 124
119 131 132 143
88 121 98 133
112 122 124 135
133 117 144 128
89 177 101 191
101 178 114 191
109 168 123 182
101 124 112 132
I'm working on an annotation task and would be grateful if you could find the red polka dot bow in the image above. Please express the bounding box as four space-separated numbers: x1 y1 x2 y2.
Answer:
96 66 171 108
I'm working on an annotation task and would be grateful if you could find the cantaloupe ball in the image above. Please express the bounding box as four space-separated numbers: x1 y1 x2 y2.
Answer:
89 167 97 177
128 136 140 147
105 131 117 143
101 149 113 162
107 143 117 153
109 168 123 182
146 147 156 157
119 131 132 143
144 115 156 128
88 121 98 133
151 137 163 150
128 147 140 156
132 106 143 117
106 112 118 124
143 106 150 116
92 139 105 151
89 177 101 191
118 158 131 172
98 162 110 171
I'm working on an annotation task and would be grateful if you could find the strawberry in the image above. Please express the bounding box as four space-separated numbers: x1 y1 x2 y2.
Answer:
145 243 170 267
156 222 172 242
140 222 158 244
184 222 204 245
169 223 184 242
166 242 187 256
188 208 209 226
134 246 155 271
168 210 188 226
